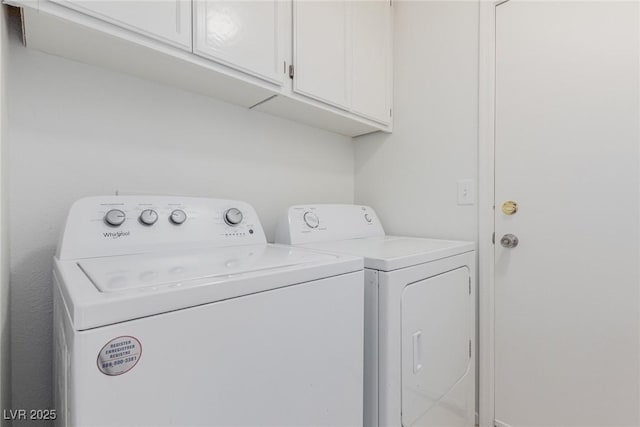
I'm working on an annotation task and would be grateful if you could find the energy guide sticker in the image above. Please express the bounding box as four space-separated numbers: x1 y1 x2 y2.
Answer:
97 336 142 376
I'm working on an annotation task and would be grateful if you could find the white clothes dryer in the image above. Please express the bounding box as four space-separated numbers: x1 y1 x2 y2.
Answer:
54 196 364 427
276 204 475 427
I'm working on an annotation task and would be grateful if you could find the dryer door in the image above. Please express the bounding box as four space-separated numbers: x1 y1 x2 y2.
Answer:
401 267 472 426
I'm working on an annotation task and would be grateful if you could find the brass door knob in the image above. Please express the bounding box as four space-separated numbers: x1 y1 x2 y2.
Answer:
502 201 518 215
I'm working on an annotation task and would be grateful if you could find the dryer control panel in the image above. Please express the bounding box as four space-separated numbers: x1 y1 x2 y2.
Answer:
57 196 266 260
276 204 385 245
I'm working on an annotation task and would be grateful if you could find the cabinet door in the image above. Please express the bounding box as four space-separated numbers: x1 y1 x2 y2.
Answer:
193 1 290 86
50 0 192 50
293 1 350 110
351 0 392 124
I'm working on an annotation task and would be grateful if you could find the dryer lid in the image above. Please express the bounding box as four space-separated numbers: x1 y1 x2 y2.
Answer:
298 236 475 271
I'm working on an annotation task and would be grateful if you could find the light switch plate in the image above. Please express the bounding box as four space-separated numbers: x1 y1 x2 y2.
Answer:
457 179 475 205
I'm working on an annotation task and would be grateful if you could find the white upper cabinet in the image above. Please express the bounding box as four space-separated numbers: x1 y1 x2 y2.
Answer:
293 1 350 110
351 0 392 124
15 0 393 135
49 0 192 50
292 0 391 123
193 1 291 86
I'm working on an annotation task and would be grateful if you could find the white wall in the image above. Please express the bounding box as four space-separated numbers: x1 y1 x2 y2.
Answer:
353 0 479 417
6 36 354 412
355 0 479 241
0 5 11 425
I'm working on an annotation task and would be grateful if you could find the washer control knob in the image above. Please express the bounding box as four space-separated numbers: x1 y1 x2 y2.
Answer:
104 209 126 227
169 209 187 225
364 213 372 223
303 211 320 229
224 208 243 226
139 209 158 226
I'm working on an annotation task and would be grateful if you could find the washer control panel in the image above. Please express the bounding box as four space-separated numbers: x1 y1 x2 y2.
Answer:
57 196 266 260
276 204 385 245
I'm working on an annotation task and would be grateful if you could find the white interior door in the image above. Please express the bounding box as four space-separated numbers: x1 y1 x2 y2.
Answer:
494 2 639 426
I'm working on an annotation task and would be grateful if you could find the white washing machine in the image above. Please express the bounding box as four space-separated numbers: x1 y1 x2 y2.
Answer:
53 196 365 427
276 204 475 427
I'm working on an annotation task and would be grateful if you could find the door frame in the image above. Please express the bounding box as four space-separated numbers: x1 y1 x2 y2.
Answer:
478 1 510 426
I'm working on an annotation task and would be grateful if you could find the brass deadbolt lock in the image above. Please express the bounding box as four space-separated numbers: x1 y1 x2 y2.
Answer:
502 200 518 215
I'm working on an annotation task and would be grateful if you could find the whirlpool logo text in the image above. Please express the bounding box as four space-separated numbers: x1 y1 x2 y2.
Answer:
102 231 131 239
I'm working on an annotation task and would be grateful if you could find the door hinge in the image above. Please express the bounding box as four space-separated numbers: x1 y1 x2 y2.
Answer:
469 277 471 295
492 232 495 244
289 64 295 79
469 340 472 358
390 108 393 117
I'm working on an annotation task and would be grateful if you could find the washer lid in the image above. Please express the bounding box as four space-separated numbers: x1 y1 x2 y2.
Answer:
55 244 363 330
78 244 340 293
298 236 475 271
